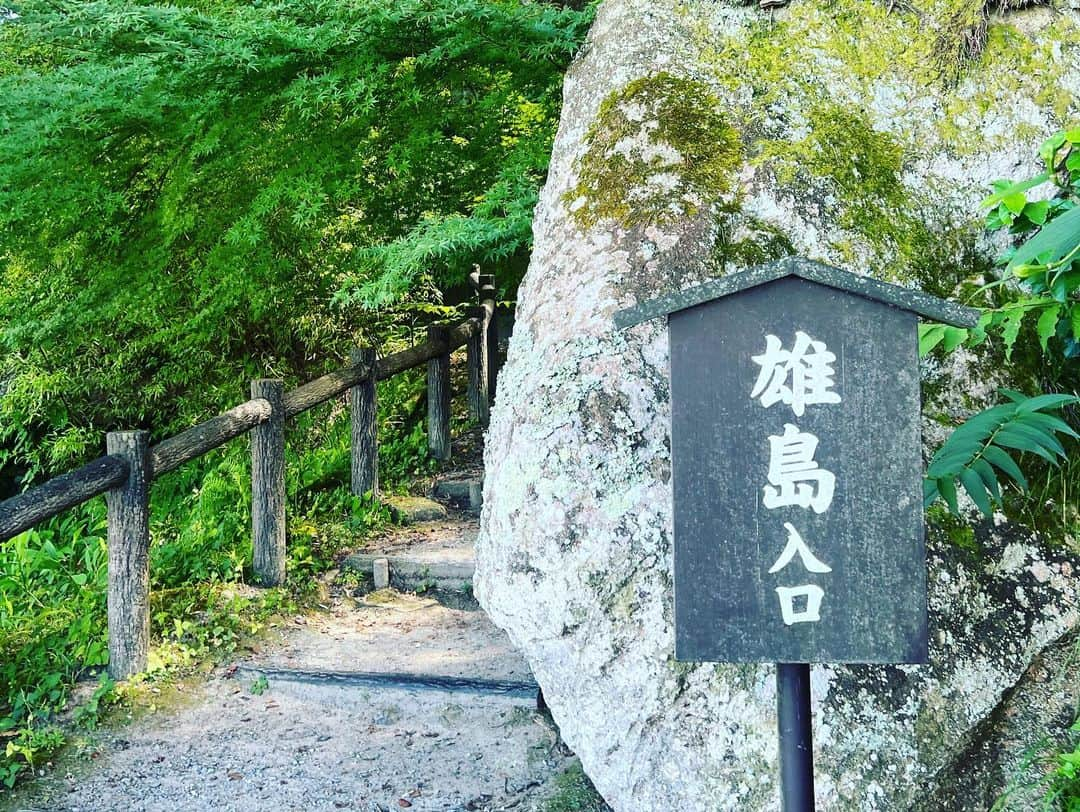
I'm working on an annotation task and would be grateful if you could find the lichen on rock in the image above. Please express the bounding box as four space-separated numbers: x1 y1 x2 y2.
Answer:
476 0 1080 808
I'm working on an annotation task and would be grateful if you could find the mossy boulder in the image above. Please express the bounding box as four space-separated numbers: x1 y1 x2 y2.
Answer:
477 0 1080 808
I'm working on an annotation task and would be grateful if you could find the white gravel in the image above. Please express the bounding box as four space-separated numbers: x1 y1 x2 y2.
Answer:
5 580 575 812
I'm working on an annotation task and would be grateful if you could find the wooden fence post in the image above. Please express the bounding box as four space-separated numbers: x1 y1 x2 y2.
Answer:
106 430 151 680
479 274 498 407
467 306 490 428
251 379 286 587
350 348 378 499
427 324 452 460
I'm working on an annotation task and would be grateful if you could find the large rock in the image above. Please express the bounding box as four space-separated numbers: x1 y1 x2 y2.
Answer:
475 0 1080 808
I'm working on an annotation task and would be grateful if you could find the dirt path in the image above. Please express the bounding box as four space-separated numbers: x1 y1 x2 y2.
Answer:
6 559 577 812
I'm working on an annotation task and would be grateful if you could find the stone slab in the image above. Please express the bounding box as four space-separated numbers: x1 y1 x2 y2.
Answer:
382 494 448 524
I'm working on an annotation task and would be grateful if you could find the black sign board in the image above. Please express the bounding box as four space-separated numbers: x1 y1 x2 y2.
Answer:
615 258 980 665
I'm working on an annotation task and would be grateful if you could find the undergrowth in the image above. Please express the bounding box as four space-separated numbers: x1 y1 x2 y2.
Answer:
0 355 447 789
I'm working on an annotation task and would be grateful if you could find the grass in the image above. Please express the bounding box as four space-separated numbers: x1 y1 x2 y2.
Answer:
543 761 610 812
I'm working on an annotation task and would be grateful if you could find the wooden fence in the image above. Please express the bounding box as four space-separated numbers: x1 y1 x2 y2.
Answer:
0 275 501 679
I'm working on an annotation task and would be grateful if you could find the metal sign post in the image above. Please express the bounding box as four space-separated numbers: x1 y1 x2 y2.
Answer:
777 662 814 811
615 258 978 808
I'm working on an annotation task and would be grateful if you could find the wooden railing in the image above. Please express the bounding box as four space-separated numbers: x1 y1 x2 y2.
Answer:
0 275 501 679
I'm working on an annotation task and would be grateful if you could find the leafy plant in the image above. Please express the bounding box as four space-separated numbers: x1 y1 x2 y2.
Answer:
71 675 117 732
1042 717 1080 811
923 128 1080 520
0 0 591 486
2 725 65 788
978 129 1080 360
923 390 1079 517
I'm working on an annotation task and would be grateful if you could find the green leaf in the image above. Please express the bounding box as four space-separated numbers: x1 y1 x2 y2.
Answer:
948 403 1016 443
1013 421 1067 457
1036 303 1062 352
999 388 1028 403
981 444 1028 489
981 172 1049 208
1001 307 1026 360
1040 131 1067 166
1002 192 1027 214
959 466 993 517
994 426 1061 462
938 477 959 515
928 450 981 478
1023 199 1050 225
922 477 940 508
1017 393 1080 413
1016 410 1079 440
1007 205 1080 273
918 324 945 357
970 457 1001 502
942 326 968 352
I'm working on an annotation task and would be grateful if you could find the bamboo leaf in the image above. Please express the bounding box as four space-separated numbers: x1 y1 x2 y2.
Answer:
1016 410 1079 440
928 450 981 478
1017 393 1080 413
994 427 1059 463
1000 388 1028 403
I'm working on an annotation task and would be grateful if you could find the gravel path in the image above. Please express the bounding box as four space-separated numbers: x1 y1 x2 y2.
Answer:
5 553 575 812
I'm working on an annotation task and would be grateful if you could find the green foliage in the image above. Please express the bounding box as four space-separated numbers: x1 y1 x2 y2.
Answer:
0 510 110 730
978 129 1080 360
0 364 436 785
1047 717 1080 811
923 390 1079 518
0 0 576 790
1 724 65 788
924 129 1080 522
0 0 590 483
71 675 117 732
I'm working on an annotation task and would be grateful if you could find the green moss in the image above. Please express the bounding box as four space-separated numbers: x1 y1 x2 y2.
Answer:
927 504 980 552
712 211 795 271
566 72 742 228
679 0 1078 286
543 760 609 812
757 103 907 235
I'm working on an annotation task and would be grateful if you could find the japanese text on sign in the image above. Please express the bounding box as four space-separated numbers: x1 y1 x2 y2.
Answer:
751 331 840 626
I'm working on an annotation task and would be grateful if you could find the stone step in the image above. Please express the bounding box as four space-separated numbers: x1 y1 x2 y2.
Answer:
232 665 539 701
345 514 478 601
345 551 475 595
432 475 484 511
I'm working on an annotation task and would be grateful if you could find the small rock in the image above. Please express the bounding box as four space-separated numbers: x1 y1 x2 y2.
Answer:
382 495 448 525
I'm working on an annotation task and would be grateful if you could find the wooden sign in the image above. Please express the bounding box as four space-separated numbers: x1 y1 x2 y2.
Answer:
616 258 979 665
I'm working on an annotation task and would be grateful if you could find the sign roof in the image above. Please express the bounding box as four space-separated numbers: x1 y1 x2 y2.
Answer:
614 256 981 330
